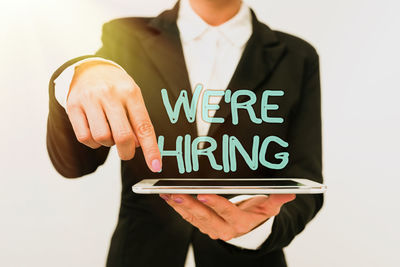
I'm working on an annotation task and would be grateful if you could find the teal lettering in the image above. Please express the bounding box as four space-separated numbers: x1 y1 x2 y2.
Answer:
160 84 202 123
191 137 222 171
184 134 192 173
231 90 262 125
202 90 224 123
158 135 185 173
261 90 284 123
229 135 260 172
222 134 230 173
259 136 289 169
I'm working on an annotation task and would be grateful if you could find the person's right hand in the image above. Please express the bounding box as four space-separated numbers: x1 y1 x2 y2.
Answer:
66 61 162 172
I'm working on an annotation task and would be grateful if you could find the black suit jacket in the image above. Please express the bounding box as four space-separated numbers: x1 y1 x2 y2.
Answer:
47 3 323 267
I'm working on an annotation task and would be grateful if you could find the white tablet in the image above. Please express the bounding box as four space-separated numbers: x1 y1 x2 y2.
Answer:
132 178 326 194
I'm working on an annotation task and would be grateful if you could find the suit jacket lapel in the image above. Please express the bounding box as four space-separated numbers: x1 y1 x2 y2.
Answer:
140 2 192 102
207 11 287 138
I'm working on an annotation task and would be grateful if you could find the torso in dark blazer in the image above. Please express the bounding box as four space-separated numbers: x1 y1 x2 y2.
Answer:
47 3 324 267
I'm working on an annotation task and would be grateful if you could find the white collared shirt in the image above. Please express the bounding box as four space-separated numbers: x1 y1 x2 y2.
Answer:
54 1 274 266
177 0 252 138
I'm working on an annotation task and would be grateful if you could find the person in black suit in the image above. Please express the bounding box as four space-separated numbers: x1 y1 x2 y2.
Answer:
47 0 323 266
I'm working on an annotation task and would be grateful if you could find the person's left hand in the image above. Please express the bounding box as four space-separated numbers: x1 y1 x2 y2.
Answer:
159 193 295 241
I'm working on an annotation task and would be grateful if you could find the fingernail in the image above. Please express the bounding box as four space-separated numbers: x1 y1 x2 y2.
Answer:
173 197 183 204
197 195 207 203
151 159 161 172
160 194 170 201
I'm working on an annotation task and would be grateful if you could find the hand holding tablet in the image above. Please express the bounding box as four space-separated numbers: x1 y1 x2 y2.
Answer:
132 178 325 242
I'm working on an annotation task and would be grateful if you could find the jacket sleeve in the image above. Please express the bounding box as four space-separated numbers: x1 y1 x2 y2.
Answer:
220 51 324 255
260 52 324 253
46 23 117 178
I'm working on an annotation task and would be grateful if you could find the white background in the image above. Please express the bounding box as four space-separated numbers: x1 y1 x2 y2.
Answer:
1 0 399 266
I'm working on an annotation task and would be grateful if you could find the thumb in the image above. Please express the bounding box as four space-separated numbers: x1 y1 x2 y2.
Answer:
268 194 296 206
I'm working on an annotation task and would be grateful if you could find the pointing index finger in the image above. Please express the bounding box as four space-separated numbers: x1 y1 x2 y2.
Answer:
126 88 161 172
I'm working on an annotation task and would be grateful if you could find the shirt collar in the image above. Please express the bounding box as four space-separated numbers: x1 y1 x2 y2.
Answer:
177 0 252 48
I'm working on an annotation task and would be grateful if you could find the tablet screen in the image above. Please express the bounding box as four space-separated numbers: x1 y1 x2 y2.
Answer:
154 179 304 187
